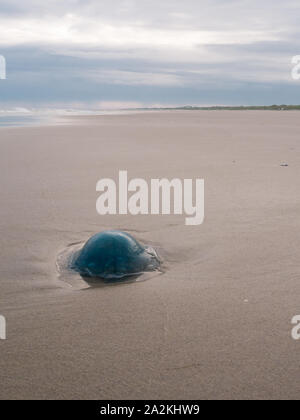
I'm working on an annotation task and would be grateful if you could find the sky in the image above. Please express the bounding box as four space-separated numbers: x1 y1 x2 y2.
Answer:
0 0 300 109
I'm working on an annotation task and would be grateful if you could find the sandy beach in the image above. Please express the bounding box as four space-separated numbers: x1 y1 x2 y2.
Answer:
0 110 300 400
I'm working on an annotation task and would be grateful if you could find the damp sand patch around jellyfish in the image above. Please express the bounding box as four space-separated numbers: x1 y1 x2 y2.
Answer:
56 230 163 289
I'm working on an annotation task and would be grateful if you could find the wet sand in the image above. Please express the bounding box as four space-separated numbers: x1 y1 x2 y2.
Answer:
0 110 300 399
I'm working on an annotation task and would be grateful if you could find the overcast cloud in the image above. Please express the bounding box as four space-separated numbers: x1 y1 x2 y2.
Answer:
0 0 299 109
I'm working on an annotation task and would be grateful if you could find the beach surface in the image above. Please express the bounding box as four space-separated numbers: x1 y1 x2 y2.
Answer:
0 110 300 400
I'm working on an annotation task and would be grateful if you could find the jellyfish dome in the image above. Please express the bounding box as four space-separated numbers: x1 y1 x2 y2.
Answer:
71 230 160 279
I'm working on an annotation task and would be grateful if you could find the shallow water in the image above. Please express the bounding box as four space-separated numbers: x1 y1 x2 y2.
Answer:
0 110 148 128
0 115 57 127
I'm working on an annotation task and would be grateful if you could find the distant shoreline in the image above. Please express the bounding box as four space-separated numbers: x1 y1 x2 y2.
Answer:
1 106 300 128
136 105 300 111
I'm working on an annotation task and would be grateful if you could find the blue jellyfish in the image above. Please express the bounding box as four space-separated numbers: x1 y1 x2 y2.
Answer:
71 230 160 280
